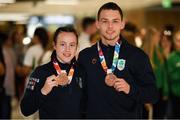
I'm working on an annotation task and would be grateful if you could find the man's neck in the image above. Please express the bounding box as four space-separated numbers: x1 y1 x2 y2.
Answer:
101 37 120 46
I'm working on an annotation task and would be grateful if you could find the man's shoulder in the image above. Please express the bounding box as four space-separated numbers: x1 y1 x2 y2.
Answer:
78 43 97 64
123 40 147 58
79 43 97 55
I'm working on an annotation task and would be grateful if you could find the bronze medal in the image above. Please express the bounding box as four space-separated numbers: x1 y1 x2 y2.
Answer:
105 73 116 87
56 72 69 86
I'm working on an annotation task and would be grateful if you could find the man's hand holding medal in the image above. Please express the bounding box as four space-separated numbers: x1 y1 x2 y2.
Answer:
98 41 130 94
105 71 130 94
105 68 130 94
105 69 117 87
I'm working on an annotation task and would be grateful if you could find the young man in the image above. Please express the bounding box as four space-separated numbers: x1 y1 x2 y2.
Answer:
20 26 84 119
78 2 158 118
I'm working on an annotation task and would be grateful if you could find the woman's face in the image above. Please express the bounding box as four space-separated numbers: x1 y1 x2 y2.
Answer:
54 32 77 63
161 36 170 48
175 33 180 51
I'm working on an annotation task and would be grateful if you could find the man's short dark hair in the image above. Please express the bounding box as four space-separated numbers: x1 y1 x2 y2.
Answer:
82 17 96 31
97 2 123 20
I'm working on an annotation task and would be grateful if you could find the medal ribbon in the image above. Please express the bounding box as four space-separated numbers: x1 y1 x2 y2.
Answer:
97 41 121 74
52 59 74 84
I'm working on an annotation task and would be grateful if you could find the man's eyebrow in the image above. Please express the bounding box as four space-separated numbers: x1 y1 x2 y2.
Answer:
100 18 121 21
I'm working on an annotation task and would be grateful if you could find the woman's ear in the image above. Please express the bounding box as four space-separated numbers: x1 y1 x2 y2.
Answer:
53 41 56 49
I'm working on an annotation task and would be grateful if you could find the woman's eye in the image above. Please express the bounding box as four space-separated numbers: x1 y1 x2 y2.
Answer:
102 20 107 23
60 43 65 46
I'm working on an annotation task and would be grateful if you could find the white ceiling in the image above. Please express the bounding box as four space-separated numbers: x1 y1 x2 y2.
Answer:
0 0 179 17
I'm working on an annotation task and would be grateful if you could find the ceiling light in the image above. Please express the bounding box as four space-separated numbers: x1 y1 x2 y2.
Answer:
0 13 28 21
45 0 79 5
0 0 15 4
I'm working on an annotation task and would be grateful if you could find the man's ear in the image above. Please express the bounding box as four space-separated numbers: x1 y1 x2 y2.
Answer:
120 20 125 30
96 20 100 29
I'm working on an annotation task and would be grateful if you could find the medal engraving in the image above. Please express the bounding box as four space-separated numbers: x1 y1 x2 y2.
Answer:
105 73 116 87
56 72 69 86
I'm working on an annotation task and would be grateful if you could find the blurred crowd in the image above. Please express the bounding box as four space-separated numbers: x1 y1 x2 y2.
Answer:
0 17 180 119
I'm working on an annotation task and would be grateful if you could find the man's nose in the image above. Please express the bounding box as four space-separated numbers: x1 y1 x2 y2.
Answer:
108 22 113 28
66 45 70 51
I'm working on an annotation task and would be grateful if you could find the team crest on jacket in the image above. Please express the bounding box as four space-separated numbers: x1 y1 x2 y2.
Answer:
117 59 126 71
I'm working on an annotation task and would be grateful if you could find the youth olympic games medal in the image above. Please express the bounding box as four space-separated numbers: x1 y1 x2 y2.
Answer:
105 69 117 87
97 41 121 87
56 70 69 86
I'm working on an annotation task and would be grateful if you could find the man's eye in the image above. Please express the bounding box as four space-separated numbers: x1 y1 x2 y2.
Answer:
101 20 107 23
113 20 119 23
70 44 76 47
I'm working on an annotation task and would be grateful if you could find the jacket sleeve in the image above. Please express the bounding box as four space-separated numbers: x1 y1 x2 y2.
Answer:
20 68 47 117
128 51 158 104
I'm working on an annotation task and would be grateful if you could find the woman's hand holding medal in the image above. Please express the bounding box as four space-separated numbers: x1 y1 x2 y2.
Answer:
41 75 58 95
41 70 70 95
56 70 69 86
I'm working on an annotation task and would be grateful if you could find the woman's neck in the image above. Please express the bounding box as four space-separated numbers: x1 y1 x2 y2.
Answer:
56 56 71 64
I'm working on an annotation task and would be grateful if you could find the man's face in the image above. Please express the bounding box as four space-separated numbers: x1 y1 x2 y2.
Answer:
96 9 124 42
54 32 77 64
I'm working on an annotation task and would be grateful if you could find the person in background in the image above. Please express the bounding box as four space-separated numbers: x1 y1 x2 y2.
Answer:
0 32 16 119
159 25 175 118
78 2 158 118
142 27 168 119
20 26 84 119
0 32 6 118
20 27 49 78
122 21 138 47
167 30 180 118
160 25 174 59
78 17 97 52
40 32 54 65
11 26 28 101
89 31 100 45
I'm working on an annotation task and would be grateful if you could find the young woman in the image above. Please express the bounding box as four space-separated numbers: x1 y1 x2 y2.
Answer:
167 30 180 118
20 26 84 119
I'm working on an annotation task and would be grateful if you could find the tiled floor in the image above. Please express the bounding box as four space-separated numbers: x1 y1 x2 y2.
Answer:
11 97 24 119
11 97 39 120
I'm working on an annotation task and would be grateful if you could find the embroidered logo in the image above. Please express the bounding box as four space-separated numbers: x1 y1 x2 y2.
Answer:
117 59 126 71
27 77 39 90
